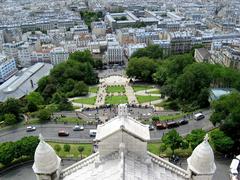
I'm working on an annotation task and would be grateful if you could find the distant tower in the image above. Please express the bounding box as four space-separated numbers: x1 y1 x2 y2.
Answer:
32 134 61 180
187 134 216 180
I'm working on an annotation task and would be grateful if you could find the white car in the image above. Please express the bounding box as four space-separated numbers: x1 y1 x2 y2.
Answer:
73 125 84 131
26 126 36 132
193 113 205 121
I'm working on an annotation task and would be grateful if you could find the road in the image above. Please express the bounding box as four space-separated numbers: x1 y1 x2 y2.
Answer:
0 110 213 143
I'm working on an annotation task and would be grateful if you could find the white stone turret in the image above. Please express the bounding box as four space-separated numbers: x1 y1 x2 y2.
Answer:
32 134 61 180
118 104 128 118
187 134 216 180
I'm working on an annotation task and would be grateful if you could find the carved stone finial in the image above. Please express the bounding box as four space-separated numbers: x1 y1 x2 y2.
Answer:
39 134 44 142
204 133 209 142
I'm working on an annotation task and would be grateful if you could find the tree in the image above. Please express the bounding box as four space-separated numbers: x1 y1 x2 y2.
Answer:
186 129 206 149
63 144 71 152
4 113 17 125
54 144 61 153
126 57 157 82
58 98 73 111
27 101 38 112
78 146 84 159
162 129 184 155
37 109 51 123
210 92 240 150
71 81 89 97
210 129 234 154
0 142 15 165
131 45 163 60
159 143 167 154
69 50 94 65
16 136 39 158
1 98 21 121
26 92 44 106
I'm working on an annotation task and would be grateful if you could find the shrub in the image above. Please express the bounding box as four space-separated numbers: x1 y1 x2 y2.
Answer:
63 144 71 152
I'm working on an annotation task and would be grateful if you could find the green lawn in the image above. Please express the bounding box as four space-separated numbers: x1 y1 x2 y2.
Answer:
149 90 161 94
89 86 99 93
136 95 160 103
105 95 128 105
48 142 93 158
106 85 125 93
132 84 154 92
72 96 96 105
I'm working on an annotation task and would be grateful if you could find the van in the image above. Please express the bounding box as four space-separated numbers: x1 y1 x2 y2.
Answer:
89 129 97 137
194 113 205 121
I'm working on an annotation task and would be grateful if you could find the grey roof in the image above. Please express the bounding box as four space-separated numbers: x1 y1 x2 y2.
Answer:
0 63 53 102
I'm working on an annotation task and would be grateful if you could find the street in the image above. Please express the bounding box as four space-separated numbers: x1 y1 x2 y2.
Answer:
0 110 213 142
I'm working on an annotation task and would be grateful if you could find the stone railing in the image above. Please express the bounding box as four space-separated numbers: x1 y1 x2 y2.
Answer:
60 152 99 179
147 151 190 179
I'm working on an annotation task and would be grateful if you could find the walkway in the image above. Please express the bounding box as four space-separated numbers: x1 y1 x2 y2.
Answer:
125 84 138 104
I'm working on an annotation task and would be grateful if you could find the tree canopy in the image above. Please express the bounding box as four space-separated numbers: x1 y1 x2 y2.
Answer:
131 45 163 60
210 92 240 151
37 50 98 106
126 57 157 82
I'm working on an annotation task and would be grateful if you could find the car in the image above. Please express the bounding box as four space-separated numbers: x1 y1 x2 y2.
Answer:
178 119 189 125
73 125 84 131
193 113 205 121
58 130 69 136
89 129 97 137
26 126 36 132
167 121 179 129
149 124 155 131
155 122 167 130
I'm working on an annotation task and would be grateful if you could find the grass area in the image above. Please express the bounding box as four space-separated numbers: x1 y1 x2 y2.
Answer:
105 95 128 105
149 90 161 94
56 117 85 124
132 84 154 92
136 95 160 103
48 142 93 158
89 86 99 93
106 85 125 93
72 96 96 105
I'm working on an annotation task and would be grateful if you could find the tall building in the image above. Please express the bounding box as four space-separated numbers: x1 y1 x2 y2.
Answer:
106 43 124 64
0 54 17 83
3 41 25 63
50 47 69 66
33 104 216 180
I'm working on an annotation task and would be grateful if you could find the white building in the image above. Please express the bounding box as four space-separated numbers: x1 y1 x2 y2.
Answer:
0 54 17 83
106 44 124 64
0 30 4 52
91 21 106 37
18 42 32 67
126 43 147 57
0 63 53 102
3 41 25 62
50 47 69 66
33 104 217 180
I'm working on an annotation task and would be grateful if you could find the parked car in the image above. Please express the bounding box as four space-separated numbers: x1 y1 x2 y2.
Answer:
89 129 97 137
58 130 69 136
149 124 155 131
193 113 205 121
167 121 179 128
155 122 167 130
178 119 189 125
26 126 36 132
73 125 84 131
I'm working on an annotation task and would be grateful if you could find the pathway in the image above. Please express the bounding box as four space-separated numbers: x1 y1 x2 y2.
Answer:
95 83 107 107
125 84 138 104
